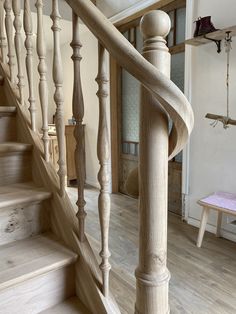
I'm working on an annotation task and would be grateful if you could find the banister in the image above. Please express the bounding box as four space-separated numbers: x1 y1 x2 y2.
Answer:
65 0 194 159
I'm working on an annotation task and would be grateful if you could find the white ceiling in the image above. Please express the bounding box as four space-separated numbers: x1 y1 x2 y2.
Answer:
96 0 142 17
30 0 142 20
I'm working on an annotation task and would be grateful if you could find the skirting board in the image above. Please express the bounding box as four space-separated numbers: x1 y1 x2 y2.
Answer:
188 217 236 243
85 178 100 189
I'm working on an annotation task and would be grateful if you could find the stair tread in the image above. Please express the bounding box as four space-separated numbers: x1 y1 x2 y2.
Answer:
39 297 90 314
0 182 51 209
0 233 77 291
0 142 32 153
0 106 16 113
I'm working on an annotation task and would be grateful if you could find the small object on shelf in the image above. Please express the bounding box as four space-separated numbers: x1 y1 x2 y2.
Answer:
205 32 236 129
185 25 236 53
193 17 201 37
196 16 218 37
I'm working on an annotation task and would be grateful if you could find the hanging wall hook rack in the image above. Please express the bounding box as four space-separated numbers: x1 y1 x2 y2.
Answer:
203 35 221 53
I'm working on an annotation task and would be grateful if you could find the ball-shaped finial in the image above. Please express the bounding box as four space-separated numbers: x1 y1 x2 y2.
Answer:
140 10 171 39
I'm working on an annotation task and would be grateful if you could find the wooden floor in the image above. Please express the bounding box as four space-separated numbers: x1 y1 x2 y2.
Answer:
67 186 236 314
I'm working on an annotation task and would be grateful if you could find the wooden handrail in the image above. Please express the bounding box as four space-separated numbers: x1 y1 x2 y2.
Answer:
65 0 194 160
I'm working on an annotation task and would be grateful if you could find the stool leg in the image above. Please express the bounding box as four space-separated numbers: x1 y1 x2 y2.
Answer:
216 211 223 238
197 207 210 248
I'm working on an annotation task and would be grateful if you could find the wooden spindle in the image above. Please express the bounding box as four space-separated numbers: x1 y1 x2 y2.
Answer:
96 43 111 298
71 11 86 241
4 0 15 82
35 0 49 162
51 0 66 197
0 0 6 63
13 0 24 105
24 0 36 131
135 11 171 314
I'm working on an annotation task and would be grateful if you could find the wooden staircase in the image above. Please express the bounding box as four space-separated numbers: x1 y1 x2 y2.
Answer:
0 86 90 313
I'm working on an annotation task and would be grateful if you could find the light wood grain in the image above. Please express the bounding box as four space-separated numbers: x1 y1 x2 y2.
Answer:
40 297 91 314
0 232 77 291
0 144 32 186
24 0 36 131
96 43 111 297
68 186 236 314
65 125 77 182
71 11 86 242
0 0 6 63
135 11 171 314
0 182 51 209
0 109 16 142
0 201 50 246
36 0 50 162
51 0 66 197
4 0 15 83
13 0 24 105
0 265 75 314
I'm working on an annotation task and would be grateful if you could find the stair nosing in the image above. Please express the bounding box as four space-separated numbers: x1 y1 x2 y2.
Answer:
0 182 51 209
0 106 16 113
0 142 32 154
0 233 77 292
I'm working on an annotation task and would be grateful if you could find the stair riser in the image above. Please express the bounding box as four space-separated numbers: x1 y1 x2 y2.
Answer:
0 264 75 314
0 116 16 142
0 152 32 186
0 202 50 246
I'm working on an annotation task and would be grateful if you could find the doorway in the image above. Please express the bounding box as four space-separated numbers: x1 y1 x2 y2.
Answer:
111 0 186 216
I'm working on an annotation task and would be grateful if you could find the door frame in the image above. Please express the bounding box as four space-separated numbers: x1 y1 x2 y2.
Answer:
110 0 187 194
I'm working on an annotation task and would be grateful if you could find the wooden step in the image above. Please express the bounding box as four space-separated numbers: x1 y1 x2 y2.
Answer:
0 108 17 142
39 297 91 314
0 142 32 185
0 233 77 314
0 182 51 209
0 182 52 246
0 142 32 153
0 106 16 115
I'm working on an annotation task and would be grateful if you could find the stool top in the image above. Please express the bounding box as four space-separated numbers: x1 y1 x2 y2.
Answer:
198 191 236 212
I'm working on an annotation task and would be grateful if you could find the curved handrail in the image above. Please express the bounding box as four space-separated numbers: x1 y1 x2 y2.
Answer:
65 0 194 159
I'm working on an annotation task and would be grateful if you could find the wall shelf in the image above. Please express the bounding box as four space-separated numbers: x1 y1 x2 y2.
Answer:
185 25 236 53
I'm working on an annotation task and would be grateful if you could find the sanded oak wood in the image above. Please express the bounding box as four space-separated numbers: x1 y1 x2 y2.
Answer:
0 105 16 114
39 297 91 314
0 141 31 153
0 182 51 209
0 232 77 291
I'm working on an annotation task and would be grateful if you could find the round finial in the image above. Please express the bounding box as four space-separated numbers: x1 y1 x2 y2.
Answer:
140 10 171 39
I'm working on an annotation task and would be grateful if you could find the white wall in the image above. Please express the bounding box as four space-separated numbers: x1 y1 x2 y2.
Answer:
186 0 236 241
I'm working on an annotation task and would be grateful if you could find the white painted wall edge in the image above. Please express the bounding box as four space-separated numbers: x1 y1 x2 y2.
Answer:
182 0 194 219
109 0 158 24
188 217 236 243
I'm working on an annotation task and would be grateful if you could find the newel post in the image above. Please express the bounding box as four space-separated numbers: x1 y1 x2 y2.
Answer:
135 11 171 314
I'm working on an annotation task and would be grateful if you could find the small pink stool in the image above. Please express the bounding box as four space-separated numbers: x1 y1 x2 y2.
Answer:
197 191 236 247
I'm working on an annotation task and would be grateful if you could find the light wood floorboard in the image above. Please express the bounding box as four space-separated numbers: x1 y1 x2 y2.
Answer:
67 186 236 314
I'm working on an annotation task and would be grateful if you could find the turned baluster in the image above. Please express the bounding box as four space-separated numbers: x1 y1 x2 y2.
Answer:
96 43 111 297
13 0 24 105
51 0 66 197
35 0 49 162
24 0 36 131
4 0 15 82
0 0 6 63
135 11 171 314
71 11 86 241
